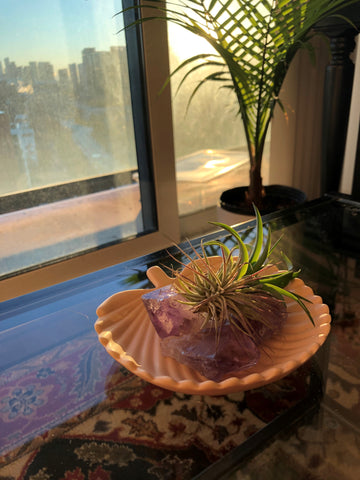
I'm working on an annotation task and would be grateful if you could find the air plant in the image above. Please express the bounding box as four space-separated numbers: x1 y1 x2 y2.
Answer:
142 205 315 379
171 205 314 344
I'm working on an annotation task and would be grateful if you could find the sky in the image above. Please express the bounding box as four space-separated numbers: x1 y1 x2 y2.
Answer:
0 0 125 70
0 0 213 72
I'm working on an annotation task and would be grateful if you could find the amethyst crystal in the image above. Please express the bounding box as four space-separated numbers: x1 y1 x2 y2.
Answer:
160 324 260 381
142 281 289 381
232 289 288 343
142 285 203 338
142 285 266 381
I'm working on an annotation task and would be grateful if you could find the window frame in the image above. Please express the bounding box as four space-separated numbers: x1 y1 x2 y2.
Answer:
0 1 180 301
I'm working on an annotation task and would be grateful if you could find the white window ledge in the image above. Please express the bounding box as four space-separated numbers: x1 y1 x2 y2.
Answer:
0 180 253 302
0 184 143 277
0 183 178 301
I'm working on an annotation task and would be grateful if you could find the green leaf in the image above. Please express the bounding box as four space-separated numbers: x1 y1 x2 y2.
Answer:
118 0 360 168
248 204 264 266
209 221 249 278
262 283 315 326
203 240 232 259
251 229 272 273
281 251 294 271
259 270 299 288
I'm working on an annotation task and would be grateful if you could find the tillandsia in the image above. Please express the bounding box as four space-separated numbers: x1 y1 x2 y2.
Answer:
170 205 314 345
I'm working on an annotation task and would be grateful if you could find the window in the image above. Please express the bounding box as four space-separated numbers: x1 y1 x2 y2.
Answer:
1 2 138 195
0 0 270 301
165 1 270 217
0 0 179 299
167 17 249 216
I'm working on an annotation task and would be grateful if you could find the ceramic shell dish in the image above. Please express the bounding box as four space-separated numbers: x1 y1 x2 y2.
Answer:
95 262 331 396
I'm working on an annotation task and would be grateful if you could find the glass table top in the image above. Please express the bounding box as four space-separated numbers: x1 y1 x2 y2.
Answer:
0 193 359 479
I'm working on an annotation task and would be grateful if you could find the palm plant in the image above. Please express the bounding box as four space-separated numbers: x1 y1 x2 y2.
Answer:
120 0 358 208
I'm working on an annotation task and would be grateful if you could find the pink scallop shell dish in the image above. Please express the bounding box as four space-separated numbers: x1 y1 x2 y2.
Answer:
142 282 288 381
95 260 332 395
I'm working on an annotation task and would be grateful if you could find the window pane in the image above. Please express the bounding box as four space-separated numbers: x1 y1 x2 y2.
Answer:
167 2 270 216
0 0 157 277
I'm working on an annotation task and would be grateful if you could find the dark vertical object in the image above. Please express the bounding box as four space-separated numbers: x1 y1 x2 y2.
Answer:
321 31 355 193
315 5 360 195
122 0 158 233
351 121 360 200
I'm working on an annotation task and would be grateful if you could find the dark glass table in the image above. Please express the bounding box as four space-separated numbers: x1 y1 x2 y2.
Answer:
1 194 359 479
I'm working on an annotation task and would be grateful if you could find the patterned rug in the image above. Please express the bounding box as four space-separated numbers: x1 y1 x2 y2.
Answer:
225 264 360 480
1 265 359 480
0 328 319 480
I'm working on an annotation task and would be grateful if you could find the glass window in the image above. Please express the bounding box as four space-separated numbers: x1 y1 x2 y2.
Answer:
0 0 176 281
1 0 137 195
166 1 270 216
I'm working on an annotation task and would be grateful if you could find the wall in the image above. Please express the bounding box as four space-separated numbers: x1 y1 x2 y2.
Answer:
269 37 330 200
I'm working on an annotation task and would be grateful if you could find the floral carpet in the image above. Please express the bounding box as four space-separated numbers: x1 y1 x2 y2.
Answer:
226 273 360 480
0 327 320 480
1 273 359 480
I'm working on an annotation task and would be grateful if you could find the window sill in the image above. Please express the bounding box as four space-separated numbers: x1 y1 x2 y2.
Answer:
0 180 252 302
0 184 143 279
0 184 176 301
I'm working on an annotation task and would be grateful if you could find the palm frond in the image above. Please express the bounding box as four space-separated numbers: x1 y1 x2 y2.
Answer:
119 0 359 187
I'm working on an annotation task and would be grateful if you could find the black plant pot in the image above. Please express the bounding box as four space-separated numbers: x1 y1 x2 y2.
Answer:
220 185 307 216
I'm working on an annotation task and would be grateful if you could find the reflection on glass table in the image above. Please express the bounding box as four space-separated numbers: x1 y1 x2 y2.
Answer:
0 194 359 480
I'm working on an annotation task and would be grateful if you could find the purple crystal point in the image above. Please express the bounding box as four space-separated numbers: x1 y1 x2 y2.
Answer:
142 285 202 338
142 285 261 381
160 325 260 381
238 290 288 342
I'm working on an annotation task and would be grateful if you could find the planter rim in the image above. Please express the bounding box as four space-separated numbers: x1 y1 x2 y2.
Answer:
219 184 307 215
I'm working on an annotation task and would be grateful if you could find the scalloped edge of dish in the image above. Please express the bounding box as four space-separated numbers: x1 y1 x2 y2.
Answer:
95 277 331 395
